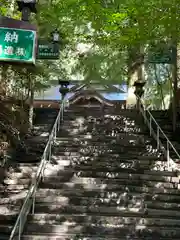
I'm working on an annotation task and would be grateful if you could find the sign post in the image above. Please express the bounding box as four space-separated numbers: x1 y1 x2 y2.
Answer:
0 27 36 64
36 40 59 60
148 44 174 64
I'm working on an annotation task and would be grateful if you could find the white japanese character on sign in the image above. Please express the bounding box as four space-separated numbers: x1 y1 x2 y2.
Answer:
0 45 3 55
16 47 25 56
4 46 14 55
4 31 18 43
4 32 12 42
11 32 18 43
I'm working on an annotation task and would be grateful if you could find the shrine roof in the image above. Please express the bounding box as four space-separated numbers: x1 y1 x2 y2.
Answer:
34 84 127 101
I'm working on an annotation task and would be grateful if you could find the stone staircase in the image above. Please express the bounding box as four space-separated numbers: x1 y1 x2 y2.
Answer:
0 108 58 239
6 106 180 239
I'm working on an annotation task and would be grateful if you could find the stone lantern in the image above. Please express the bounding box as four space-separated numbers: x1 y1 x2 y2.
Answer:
133 81 145 110
134 81 145 98
16 0 37 21
59 80 70 100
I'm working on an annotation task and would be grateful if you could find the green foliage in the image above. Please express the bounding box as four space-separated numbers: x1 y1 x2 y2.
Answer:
143 64 172 109
0 0 180 147
1 0 180 94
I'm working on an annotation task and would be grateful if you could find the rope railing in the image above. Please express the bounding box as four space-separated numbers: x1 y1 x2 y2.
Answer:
139 98 180 171
9 102 65 240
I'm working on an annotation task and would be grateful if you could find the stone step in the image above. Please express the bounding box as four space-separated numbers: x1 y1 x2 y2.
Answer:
5 170 36 179
35 115 57 120
34 116 58 121
2 164 177 186
34 192 180 205
12 155 42 163
3 190 180 222
55 145 151 151
66 116 143 124
0 191 27 205
21 235 179 240
32 204 180 219
54 143 154 150
53 149 154 157
4 170 37 181
60 124 142 131
51 154 162 161
32 195 180 210
61 122 144 129
37 183 180 197
0 234 12 240
42 161 173 175
23 222 180 238
60 123 142 129
51 155 164 163
7 165 38 175
70 164 167 172
51 151 160 159
1 174 177 193
57 132 149 139
49 158 166 169
3 178 32 185
0 205 20 215
45 161 165 171
137 155 163 160
56 135 151 142
43 167 178 181
7 164 173 179
40 178 177 190
63 112 119 117
0 213 18 224
3 162 168 183
19 140 47 147
1 169 178 192
0 225 12 234
0 184 29 191
55 137 153 144
56 137 154 145
33 194 180 210
24 137 49 144
42 167 175 178
64 110 138 116
28 213 180 227
57 130 148 138
54 154 162 163
63 115 139 122
13 156 43 164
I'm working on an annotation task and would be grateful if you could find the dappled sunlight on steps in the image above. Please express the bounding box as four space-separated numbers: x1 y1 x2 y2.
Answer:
21 108 180 239
150 110 180 160
1 107 180 239
0 108 59 239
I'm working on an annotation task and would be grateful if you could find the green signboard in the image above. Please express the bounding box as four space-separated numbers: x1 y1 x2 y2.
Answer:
37 40 59 59
0 27 36 64
148 44 174 64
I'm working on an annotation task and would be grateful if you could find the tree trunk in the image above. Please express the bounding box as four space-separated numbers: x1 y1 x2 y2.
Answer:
126 46 144 108
0 65 8 97
154 64 165 109
172 44 178 132
28 76 34 130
